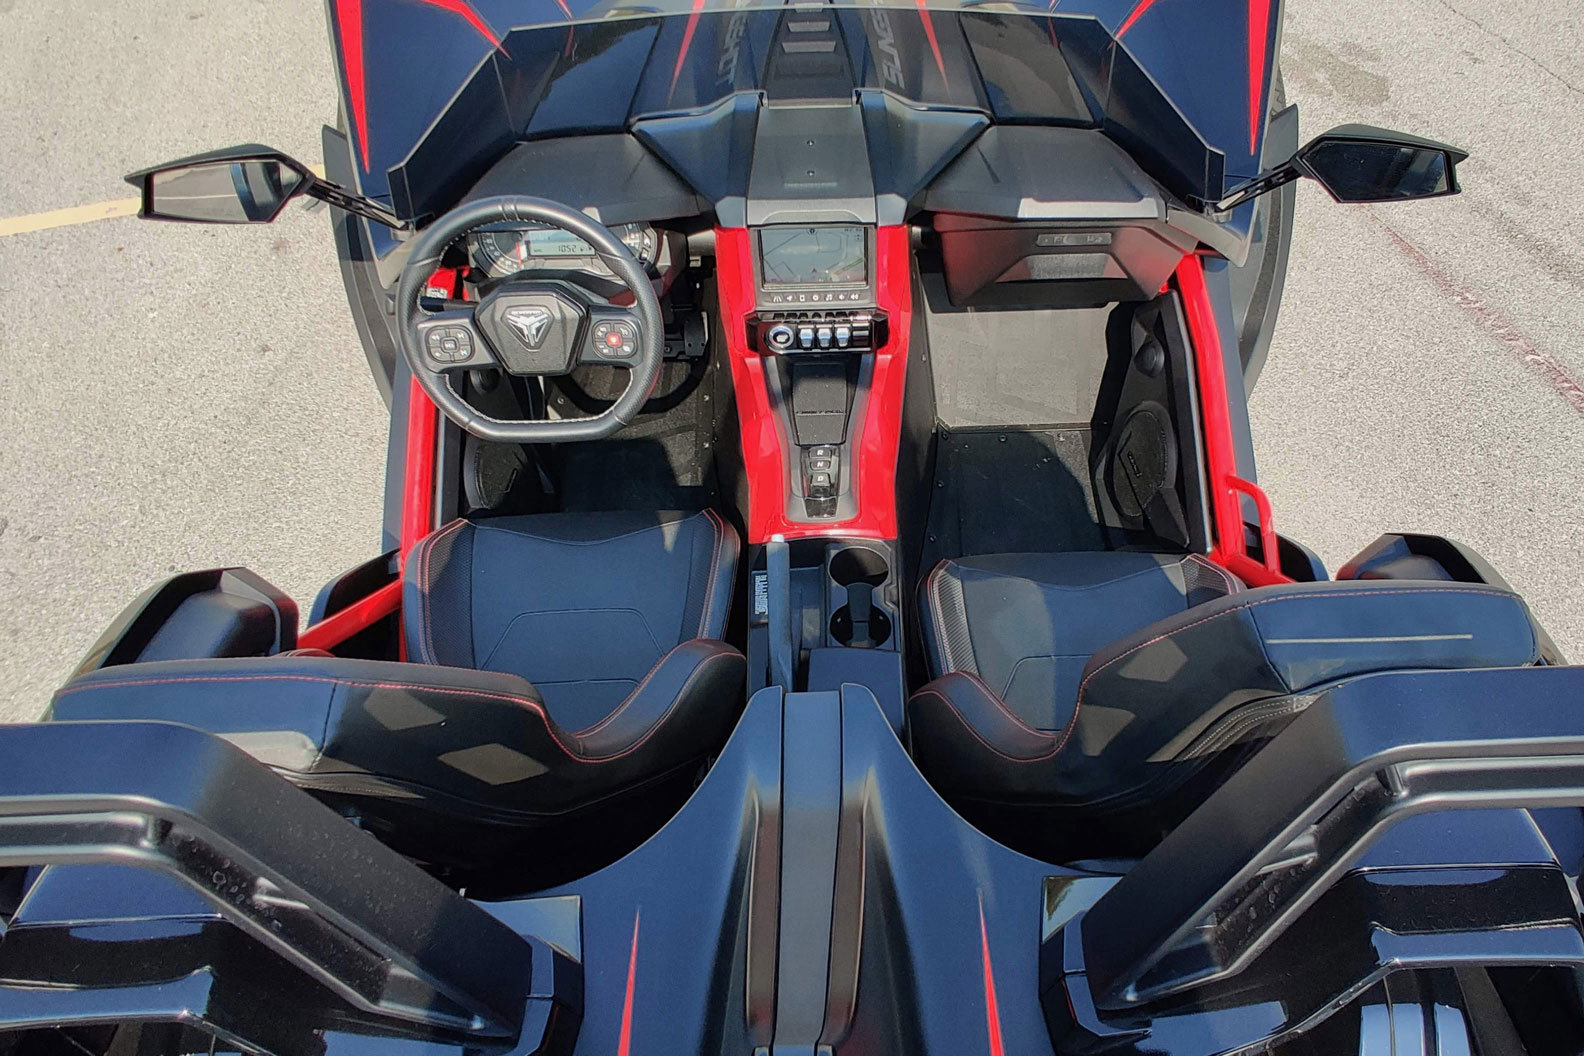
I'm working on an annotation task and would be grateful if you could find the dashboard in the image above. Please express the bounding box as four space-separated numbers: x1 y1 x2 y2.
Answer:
467 221 667 281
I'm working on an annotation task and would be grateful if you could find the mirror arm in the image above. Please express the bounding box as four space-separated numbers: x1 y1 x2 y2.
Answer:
1209 162 1305 214
301 174 409 232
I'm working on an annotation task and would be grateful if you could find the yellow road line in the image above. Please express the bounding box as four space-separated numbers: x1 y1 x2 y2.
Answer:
0 163 329 239
0 197 141 237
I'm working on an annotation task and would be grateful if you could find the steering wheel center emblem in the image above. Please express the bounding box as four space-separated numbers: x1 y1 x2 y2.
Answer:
504 305 554 350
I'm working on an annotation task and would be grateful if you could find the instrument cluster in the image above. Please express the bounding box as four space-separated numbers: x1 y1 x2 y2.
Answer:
468 222 662 281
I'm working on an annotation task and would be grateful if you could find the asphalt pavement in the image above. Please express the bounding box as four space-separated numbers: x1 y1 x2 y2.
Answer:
1 0 1581 722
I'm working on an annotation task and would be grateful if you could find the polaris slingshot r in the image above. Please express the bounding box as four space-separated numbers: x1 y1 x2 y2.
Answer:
4 1 1583 1054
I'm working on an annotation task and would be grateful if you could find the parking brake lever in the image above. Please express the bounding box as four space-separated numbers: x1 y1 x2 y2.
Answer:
767 537 795 691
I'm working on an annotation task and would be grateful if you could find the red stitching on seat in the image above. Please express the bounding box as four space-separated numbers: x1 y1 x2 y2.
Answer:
959 670 1050 737
57 652 743 766
911 685 1057 763
574 648 741 762
414 518 467 665
1052 586 1519 758
575 638 709 738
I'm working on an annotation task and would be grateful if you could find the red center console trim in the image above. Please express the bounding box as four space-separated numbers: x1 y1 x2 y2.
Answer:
716 225 913 544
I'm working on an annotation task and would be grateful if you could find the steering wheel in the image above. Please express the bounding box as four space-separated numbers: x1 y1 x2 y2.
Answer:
395 196 665 443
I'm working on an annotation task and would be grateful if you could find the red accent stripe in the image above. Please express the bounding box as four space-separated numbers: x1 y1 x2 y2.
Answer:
336 0 512 174
668 0 709 100
617 909 641 1056
978 895 1005 1056
298 580 402 651
915 0 949 88
554 0 573 18
334 0 370 170
1116 0 1161 38
1174 254 1289 587
413 0 509 54
1247 0 1271 155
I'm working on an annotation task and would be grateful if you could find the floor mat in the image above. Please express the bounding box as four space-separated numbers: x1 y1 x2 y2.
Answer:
924 426 1110 562
922 274 1112 429
551 358 716 512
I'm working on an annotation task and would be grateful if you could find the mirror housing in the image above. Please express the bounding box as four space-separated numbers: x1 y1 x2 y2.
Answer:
125 145 406 230
1214 124 1467 213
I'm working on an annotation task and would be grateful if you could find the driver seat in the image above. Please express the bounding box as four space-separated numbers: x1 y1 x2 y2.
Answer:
50 509 743 889
403 509 738 730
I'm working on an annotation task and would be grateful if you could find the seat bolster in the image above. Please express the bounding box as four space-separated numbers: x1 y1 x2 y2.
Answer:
918 560 976 678
1064 581 1542 782
692 510 741 640
907 672 1058 797
402 518 476 667
575 639 746 758
50 657 344 760
49 655 551 777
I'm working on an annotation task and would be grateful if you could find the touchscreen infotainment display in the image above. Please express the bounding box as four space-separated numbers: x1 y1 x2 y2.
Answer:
758 227 867 286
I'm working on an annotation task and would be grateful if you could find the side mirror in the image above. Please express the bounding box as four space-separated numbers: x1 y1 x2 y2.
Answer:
125 145 405 230
1215 124 1468 212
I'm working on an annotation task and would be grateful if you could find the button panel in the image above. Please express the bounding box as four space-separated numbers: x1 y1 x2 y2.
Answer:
590 319 639 361
425 326 474 364
766 290 871 305
749 311 885 355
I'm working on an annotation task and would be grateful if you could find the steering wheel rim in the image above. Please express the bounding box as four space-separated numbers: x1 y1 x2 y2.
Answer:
395 195 665 444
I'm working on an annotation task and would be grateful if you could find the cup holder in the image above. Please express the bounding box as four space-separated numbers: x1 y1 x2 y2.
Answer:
828 546 892 648
831 602 892 648
830 547 887 587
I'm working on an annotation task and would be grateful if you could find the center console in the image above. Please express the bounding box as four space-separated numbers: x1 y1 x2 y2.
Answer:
740 224 891 518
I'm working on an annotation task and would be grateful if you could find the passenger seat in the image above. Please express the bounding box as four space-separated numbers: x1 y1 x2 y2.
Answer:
909 550 1543 858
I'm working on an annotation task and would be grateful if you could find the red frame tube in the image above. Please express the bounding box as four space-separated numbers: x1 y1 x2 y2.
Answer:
399 376 439 561
1174 254 1290 587
297 579 403 651
300 250 1282 647
297 378 439 651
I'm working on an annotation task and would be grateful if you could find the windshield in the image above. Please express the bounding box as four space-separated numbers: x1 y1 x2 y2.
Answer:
335 0 1267 223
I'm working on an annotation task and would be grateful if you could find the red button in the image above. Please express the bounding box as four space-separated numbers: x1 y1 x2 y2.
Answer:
605 331 624 348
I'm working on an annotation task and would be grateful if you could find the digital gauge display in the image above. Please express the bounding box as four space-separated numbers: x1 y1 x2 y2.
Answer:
525 230 596 257
471 223 657 279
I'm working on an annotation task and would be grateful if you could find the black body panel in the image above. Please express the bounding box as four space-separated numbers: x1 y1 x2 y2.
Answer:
10 667 1584 1054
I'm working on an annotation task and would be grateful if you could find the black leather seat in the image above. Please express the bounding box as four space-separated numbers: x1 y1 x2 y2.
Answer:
51 509 743 889
402 509 738 729
910 551 1543 857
